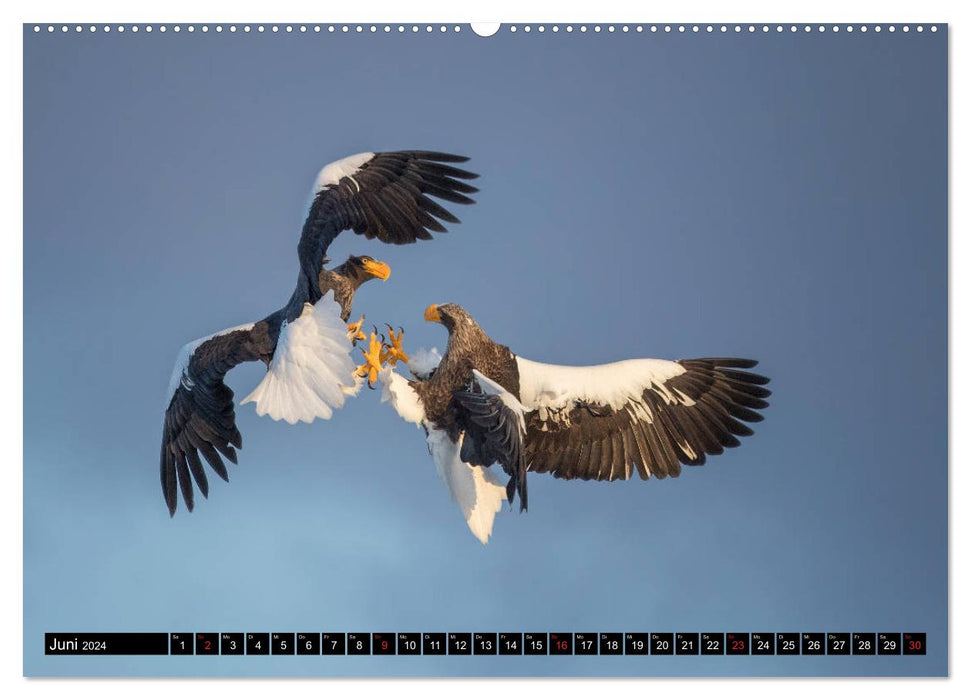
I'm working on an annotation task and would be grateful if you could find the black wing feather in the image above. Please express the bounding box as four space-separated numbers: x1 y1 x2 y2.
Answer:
297 151 478 298
524 358 770 483
454 387 529 512
160 328 262 515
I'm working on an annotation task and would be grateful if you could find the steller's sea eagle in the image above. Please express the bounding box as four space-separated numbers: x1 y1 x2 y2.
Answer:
380 303 770 543
160 151 478 516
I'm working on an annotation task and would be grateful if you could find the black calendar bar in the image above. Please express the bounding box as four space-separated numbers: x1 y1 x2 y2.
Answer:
45 633 168 655
44 632 927 656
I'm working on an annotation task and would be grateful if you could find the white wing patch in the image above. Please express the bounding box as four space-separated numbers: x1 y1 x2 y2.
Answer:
379 367 426 426
516 356 690 412
241 292 356 424
426 429 507 545
166 322 256 403
313 152 375 193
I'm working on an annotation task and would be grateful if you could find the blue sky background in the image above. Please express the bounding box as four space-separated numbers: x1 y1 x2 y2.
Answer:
23 25 946 677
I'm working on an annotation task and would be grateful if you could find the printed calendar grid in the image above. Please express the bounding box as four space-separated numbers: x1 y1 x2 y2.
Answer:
44 632 927 656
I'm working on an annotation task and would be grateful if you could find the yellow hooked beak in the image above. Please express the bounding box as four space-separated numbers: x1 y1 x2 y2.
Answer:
362 259 391 281
424 304 441 323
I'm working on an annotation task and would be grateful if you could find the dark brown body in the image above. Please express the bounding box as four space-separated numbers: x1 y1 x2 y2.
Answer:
413 305 520 441
412 303 771 514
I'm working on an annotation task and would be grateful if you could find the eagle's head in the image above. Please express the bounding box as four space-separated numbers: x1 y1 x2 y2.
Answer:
343 255 391 284
423 303 489 348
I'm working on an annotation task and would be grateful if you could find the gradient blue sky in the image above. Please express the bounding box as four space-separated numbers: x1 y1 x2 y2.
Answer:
23 24 946 676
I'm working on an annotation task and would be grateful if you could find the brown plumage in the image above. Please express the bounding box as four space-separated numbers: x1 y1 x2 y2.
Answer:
161 150 478 517
319 255 391 321
414 303 770 513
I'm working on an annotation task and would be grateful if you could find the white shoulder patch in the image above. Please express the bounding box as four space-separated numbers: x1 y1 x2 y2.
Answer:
313 152 376 193
473 369 526 434
515 356 687 411
241 291 356 424
378 367 426 427
166 322 256 403
426 429 507 545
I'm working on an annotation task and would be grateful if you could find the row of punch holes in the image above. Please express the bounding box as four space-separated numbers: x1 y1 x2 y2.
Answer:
32 24 940 35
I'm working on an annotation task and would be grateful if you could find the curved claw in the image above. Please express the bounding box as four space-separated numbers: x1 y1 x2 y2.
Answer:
381 325 410 367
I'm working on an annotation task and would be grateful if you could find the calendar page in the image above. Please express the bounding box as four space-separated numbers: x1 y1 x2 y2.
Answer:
23 20 947 677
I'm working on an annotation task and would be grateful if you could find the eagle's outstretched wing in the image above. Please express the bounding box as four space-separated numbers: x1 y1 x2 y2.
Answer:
297 151 478 299
516 357 770 481
161 325 261 515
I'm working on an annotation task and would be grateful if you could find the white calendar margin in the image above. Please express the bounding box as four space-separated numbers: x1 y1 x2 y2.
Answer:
2 1 964 699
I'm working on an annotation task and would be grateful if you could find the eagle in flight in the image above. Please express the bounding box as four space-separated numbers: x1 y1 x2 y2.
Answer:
160 152 478 515
380 303 770 543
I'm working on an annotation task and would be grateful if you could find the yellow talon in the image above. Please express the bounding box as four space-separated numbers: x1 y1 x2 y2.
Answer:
381 325 410 366
356 331 385 387
347 316 366 344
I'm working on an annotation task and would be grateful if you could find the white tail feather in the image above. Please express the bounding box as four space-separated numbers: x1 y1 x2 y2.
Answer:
242 292 356 424
427 429 506 544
